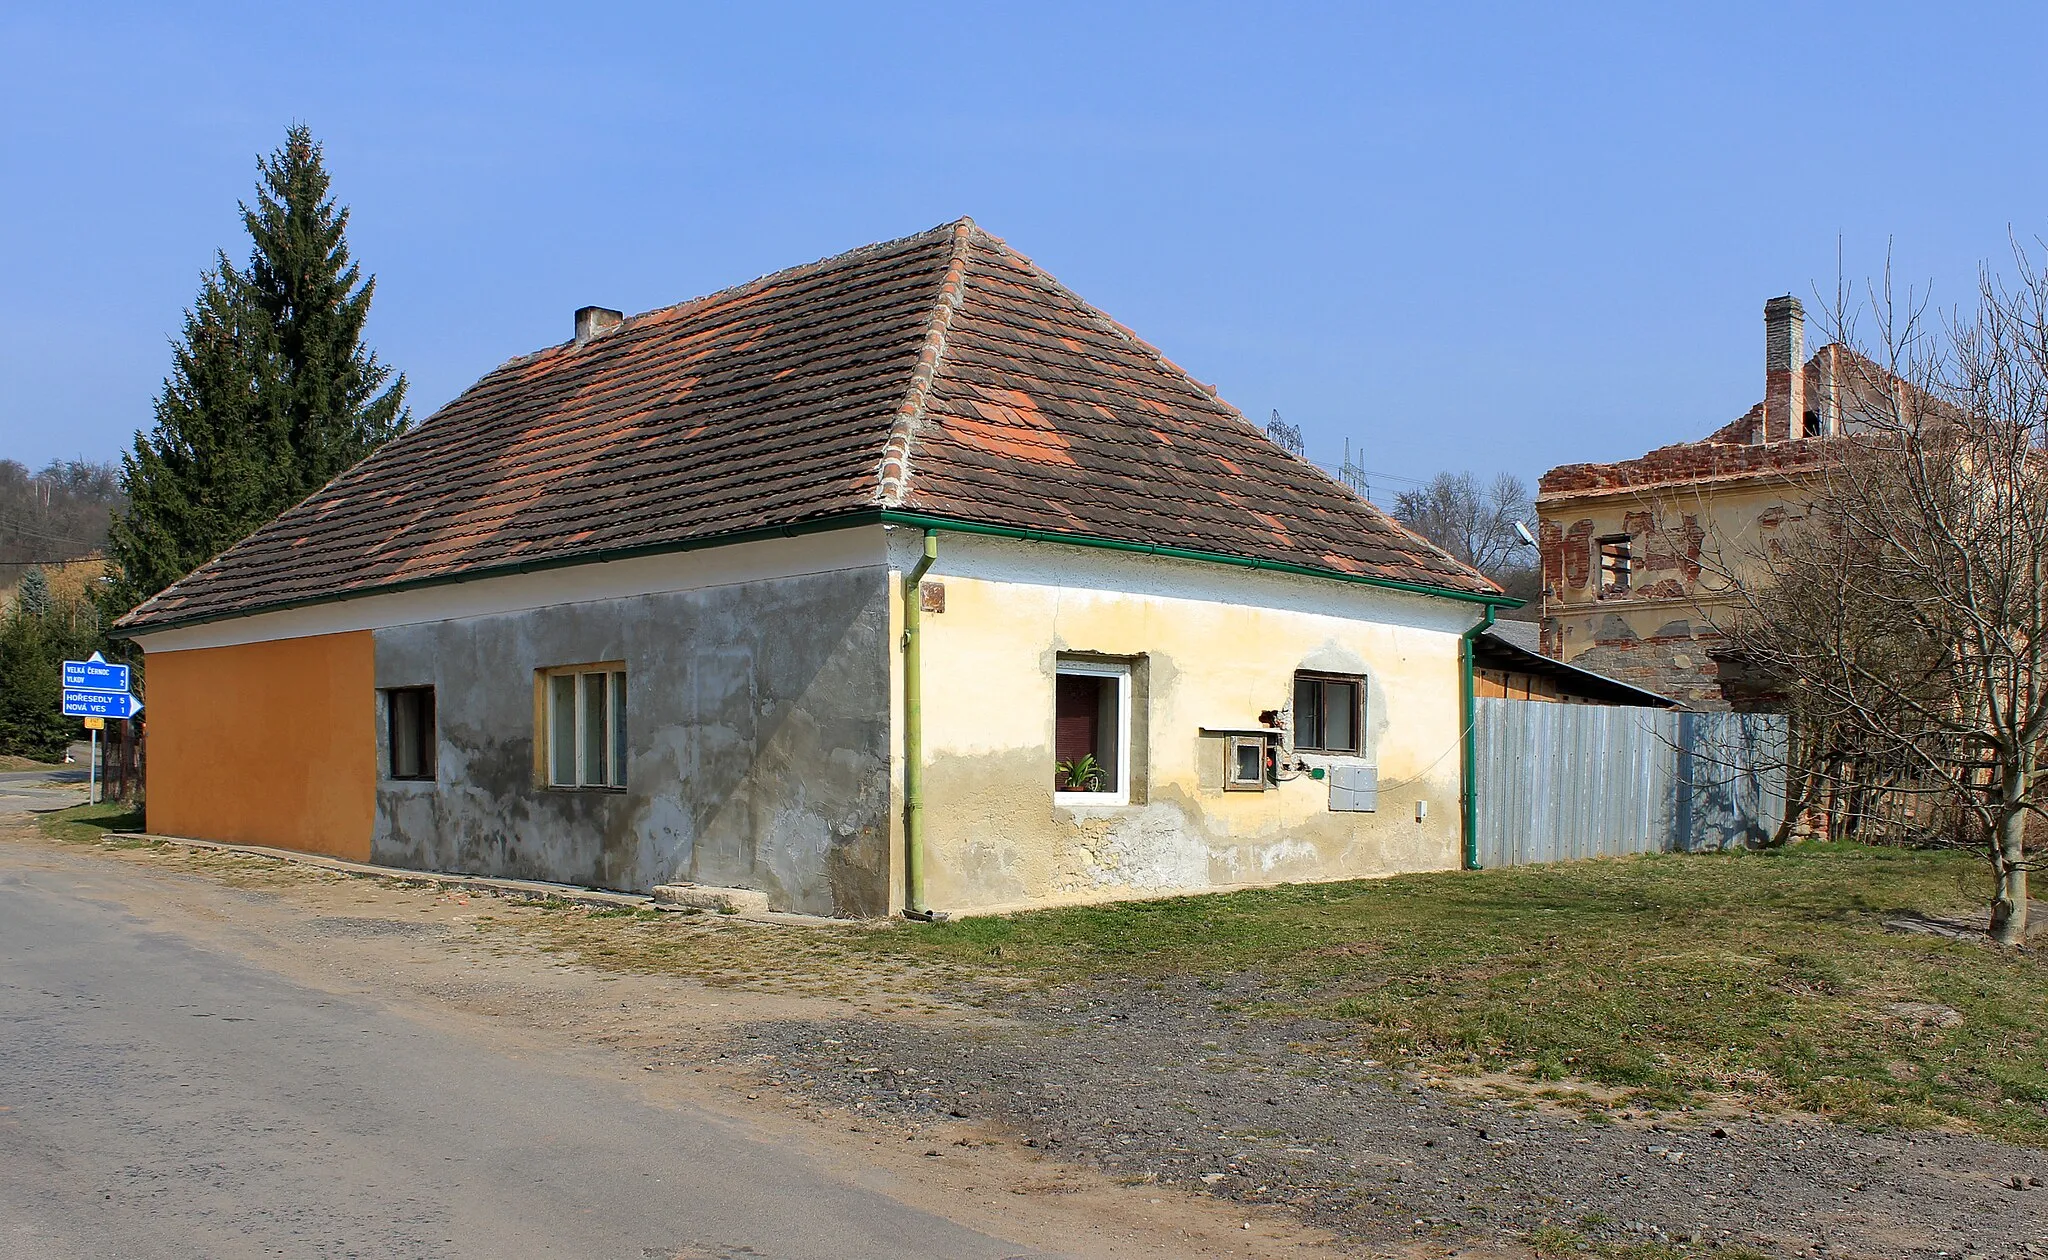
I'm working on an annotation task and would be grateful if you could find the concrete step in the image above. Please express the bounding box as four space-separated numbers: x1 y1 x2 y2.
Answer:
650 882 771 916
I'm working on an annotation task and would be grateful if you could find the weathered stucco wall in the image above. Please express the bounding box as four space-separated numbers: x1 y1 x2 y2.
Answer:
144 631 376 860
894 531 1474 914
1537 479 1815 707
371 567 893 916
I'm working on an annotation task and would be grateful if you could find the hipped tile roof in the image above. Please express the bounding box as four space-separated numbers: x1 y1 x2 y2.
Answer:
120 219 1497 632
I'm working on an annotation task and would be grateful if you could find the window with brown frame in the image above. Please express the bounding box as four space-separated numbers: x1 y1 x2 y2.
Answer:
1292 672 1363 754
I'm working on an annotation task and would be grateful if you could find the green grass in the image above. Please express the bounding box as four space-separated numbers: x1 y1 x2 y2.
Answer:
35 800 147 845
867 845 2048 1145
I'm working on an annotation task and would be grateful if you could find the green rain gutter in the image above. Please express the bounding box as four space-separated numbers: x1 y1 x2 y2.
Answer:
876 511 1512 608
1459 603 1497 871
900 528 942 921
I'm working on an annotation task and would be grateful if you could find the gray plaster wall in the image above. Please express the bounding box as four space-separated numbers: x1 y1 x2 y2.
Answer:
371 567 893 917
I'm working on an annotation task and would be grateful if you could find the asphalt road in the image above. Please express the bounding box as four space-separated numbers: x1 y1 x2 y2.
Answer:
0 769 86 785
0 853 1051 1259
0 766 88 817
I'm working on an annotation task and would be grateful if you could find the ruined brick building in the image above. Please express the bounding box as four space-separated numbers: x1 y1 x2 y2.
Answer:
1535 297 1917 709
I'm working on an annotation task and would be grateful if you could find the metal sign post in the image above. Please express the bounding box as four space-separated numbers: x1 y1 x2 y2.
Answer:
60 653 140 806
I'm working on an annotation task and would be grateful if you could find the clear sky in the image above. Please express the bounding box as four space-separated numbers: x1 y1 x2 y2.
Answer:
4 2 2043 498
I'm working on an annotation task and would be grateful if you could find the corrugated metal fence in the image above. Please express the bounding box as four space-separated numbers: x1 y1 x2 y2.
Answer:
1474 698 1788 867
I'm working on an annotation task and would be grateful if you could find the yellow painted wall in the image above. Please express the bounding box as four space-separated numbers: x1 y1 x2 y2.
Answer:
145 631 376 861
915 563 1468 914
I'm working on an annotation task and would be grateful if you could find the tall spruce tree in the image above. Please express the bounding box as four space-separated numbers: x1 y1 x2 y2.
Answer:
241 125 410 504
108 125 408 610
15 567 50 619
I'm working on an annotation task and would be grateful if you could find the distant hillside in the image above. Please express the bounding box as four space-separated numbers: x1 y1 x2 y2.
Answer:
0 458 124 595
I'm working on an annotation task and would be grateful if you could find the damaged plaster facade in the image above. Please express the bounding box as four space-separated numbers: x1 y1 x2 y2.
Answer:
1535 465 1821 709
1536 297 1908 709
904 531 1470 914
371 567 893 917
133 532 899 917
130 525 1478 917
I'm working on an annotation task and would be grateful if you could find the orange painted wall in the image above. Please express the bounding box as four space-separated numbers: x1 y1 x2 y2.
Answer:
145 631 376 861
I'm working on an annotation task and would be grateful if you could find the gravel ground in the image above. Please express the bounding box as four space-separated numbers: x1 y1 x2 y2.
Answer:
735 977 2048 1259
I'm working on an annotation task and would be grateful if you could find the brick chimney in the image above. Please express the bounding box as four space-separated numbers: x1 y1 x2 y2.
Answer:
1761 295 1805 443
574 306 623 345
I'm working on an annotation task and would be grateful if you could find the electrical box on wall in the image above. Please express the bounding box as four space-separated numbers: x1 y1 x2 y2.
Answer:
1327 765 1377 812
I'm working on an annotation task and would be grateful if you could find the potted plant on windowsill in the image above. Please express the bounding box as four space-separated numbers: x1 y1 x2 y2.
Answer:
1055 754 1107 793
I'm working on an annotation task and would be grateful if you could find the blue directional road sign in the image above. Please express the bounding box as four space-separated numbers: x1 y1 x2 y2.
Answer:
63 652 131 694
63 690 143 719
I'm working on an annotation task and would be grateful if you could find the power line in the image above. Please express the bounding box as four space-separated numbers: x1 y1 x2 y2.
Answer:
0 516 107 548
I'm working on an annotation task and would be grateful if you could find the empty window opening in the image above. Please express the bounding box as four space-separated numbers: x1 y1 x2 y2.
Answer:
385 686 435 781
545 666 627 788
1054 659 1131 801
1226 734 1270 791
1293 673 1363 755
1597 534 1632 593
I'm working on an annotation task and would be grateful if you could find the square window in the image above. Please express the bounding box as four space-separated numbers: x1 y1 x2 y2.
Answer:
1226 734 1269 791
1293 673 1364 754
543 665 627 788
385 686 435 780
1054 659 1132 802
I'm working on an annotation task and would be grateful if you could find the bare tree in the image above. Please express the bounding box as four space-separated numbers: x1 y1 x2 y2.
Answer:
1393 471 1534 576
1724 246 2048 946
0 458 123 567
1393 472 1538 612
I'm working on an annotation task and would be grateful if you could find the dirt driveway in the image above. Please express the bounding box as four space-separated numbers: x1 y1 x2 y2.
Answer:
9 819 2045 1259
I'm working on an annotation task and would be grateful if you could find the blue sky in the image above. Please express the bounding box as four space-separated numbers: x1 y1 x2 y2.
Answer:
3 2 2043 498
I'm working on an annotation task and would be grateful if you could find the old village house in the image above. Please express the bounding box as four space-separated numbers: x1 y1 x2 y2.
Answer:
117 220 1511 917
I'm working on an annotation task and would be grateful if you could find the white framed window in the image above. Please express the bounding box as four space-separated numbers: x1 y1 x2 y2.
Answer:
543 665 627 789
1053 659 1132 805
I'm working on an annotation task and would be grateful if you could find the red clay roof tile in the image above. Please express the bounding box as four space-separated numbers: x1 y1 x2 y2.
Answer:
120 220 1497 631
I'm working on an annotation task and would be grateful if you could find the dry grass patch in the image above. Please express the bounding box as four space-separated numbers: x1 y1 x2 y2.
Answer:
864 845 2048 1145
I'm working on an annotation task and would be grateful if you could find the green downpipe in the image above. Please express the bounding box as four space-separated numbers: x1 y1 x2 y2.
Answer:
902 529 940 919
1459 604 1495 870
